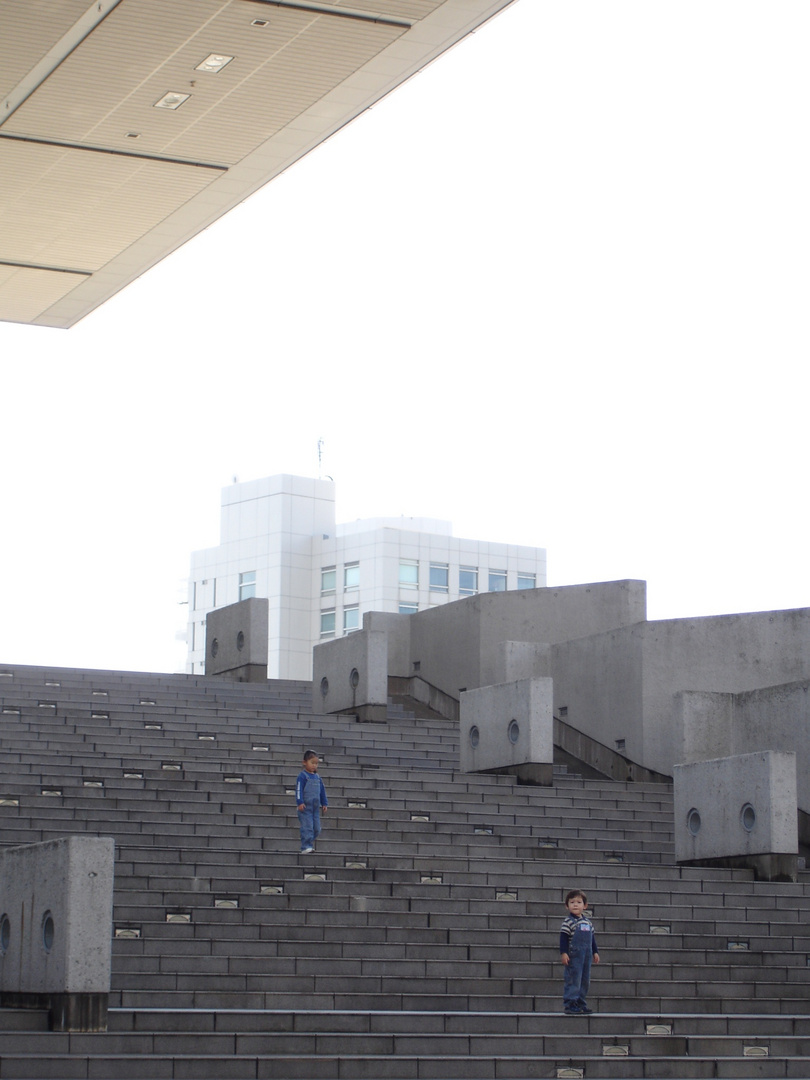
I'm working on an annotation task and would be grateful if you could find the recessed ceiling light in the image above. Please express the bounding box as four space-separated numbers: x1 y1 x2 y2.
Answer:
251 19 269 26
125 132 141 139
196 53 234 74
154 92 191 110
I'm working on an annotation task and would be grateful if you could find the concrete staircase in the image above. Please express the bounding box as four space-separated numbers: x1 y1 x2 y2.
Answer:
1 662 809 1078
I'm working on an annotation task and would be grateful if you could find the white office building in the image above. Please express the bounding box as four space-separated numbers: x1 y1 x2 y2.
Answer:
186 475 547 680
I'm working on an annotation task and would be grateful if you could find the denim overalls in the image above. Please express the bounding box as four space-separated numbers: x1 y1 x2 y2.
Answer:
297 772 323 850
562 913 596 1011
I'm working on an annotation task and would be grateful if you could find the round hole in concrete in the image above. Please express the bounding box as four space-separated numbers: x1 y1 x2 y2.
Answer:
349 668 359 689
741 803 756 831
508 720 520 744
320 677 329 698
42 911 54 952
469 726 480 749
687 808 701 836
0 914 10 953
210 638 219 658
236 631 245 651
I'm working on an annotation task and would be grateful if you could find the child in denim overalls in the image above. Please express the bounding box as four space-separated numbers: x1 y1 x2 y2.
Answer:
295 750 328 854
559 889 600 1014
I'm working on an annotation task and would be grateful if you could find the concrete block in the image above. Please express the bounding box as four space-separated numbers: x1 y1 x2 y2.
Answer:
205 598 268 682
0 836 115 1029
313 629 388 722
460 679 553 785
674 751 798 881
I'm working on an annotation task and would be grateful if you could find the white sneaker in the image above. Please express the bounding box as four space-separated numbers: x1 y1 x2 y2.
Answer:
300 846 314 854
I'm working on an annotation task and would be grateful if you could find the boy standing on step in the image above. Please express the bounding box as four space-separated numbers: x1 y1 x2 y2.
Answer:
296 750 328 854
559 889 599 1015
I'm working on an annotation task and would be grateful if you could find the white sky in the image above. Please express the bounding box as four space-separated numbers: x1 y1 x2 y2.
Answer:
2 0 808 675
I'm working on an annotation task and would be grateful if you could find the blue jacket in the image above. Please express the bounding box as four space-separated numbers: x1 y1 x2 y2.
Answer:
296 770 328 808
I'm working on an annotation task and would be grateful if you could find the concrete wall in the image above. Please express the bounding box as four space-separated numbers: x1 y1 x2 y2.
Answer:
363 611 411 678
640 610 810 775
496 641 552 684
550 624 645 771
0 836 114 1030
409 580 646 701
678 680 810 812
551 608 810 778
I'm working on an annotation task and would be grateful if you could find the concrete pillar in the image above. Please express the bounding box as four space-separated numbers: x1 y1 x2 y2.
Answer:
0 836 114 1030
673 751 798 881
313 629 389 723
460 678 554 785
205 598 268 682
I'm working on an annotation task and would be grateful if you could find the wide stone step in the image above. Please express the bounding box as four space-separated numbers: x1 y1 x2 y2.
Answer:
103 1009 810 1035
0 1046 805 1080
111 987 810 1016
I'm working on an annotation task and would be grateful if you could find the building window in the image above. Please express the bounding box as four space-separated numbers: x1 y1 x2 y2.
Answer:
399 561 418 589
320 610 335 638
212 578 217 607
399 602 418 615
344 606 360 632
321 568 336 594
517 572 536 590
344 563 359 591
192 582 198 610
429 563 449 592
488 570 507 592
459 567 478 596
239 571 256 600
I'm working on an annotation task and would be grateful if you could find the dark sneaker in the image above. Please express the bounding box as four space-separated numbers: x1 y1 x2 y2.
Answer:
578 1006 593 1014
564 1006 582 1015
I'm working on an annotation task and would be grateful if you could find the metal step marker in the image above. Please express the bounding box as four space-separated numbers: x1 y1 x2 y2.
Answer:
646 1022 673 1036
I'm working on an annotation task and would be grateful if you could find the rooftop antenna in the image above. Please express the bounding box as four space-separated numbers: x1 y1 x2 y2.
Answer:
317 438 334 482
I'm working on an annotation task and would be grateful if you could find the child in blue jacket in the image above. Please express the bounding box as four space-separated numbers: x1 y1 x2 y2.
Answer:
295 750 328 854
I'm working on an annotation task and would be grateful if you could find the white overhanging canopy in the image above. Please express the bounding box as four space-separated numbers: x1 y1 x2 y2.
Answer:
0 0 516 328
